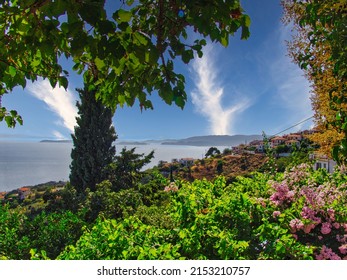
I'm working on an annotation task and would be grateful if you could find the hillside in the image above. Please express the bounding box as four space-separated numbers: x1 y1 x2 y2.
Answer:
159 152 268 182
161 135 263 147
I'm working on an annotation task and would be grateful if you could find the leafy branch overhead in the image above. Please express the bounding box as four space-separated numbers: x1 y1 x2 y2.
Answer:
0 0 251 127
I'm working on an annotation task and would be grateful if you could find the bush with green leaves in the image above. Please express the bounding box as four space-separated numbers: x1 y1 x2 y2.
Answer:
58 217 181 260
82 180 143 222
81 170 170 222
58 164 347 260
22 210 85 259
0 205 30 259
0 203 85 259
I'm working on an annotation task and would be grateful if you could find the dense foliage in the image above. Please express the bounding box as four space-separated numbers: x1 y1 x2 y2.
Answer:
0 0 250 127
0 205 85 259
1 0 346 261
106 147 154 191
56 165 346 260
1 162 346 260
70 85 117 193
282 0 347 163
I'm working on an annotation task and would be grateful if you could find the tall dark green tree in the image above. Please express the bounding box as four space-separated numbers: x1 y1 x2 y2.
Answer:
70 85 117 193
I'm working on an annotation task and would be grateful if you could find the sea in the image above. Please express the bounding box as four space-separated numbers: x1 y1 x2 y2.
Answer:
0 142 214 192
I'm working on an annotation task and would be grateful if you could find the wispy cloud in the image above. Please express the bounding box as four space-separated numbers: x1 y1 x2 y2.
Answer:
27 80 78 134
190 46 251 135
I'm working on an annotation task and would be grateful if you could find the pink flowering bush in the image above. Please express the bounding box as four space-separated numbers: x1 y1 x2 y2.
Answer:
267 163 347 260
269 181 295 206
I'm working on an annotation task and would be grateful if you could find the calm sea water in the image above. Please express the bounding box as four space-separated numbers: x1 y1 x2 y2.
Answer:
0 142 211 192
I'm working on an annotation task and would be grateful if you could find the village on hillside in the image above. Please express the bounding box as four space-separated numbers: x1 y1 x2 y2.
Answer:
159 129 336 176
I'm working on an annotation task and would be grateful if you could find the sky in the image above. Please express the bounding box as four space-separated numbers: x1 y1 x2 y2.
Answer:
0 0 314 142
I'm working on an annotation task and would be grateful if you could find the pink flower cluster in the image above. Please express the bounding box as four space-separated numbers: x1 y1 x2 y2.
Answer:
289 218 304 233
321 222 332 235
315 245 341 260
336 233 347 243
284 163 311 186
164 182 179 192
338 244 347 255
289 218 316 234
269 181 295 206
301 206 321 224
272 211 281 218
268 163 347 260
298 183 338 208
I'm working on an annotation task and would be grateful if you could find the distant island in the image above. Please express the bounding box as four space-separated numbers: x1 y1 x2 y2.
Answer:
161 135 263 147
40 140 72 143
118 141 148 145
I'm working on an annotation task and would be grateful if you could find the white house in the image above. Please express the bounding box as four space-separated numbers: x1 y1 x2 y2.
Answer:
249 140 265 152
310 153 337 174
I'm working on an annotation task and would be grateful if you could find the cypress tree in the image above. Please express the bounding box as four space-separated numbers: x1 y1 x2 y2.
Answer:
70 85 117 193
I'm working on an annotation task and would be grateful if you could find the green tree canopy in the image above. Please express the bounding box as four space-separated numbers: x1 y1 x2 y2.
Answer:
0 0 250 127
106 147 154 191
205 146 221 158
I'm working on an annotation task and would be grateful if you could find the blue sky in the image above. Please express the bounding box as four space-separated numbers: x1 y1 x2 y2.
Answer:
0 0 314 141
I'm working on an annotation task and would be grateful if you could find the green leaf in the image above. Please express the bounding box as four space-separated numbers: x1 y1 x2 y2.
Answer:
220 34 229 47
174 96 185 109
116 9 132 23
17 22 31 35
243 15 251 28
341 122 347 132
58 76 68 90
118 95 125 106
98 20 115 35
61 22 69 34
126 0 134 6
8 66 16 78
182 50 194 64
5 116 14 127
241 26 250 40
341 139 347 151
133 32 148 46
332 145 340 163
95 57 106 70
145 48 159 65
49 78 58 89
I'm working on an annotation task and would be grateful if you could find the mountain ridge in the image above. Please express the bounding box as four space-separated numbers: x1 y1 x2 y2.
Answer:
161 134 263 147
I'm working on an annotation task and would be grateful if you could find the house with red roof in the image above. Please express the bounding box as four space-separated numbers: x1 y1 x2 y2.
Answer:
18 187 31 200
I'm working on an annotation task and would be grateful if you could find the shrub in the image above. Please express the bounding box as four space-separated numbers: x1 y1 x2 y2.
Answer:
58 217 181 260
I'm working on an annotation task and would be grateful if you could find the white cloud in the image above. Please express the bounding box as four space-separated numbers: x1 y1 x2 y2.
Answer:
190 46 251 135
27 79 78 133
